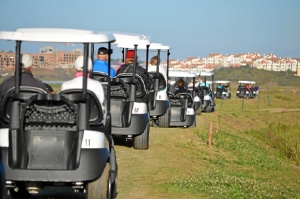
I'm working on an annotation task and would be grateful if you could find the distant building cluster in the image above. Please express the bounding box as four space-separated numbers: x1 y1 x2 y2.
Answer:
1 48 300 76
167 53 300 73
0 46 81 71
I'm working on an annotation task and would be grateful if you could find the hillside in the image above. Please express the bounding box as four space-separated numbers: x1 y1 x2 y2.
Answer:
213 66 300 87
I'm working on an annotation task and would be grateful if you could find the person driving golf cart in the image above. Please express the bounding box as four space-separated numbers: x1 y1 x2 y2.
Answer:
174 78 188 95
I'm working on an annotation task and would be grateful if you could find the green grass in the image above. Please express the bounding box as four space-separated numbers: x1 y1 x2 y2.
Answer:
164 122 300 198
161 86 300 198
168 169 299 199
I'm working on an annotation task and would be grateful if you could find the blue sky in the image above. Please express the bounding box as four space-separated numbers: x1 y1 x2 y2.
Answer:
0 0 299 60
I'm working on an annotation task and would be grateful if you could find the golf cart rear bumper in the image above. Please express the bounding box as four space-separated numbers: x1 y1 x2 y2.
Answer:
111 113 149 135
1 148 109 182
150 100 169 117
169 107 195 127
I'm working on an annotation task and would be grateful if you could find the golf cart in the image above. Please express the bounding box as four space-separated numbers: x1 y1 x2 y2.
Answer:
188 71 202 115
166 71 196 128
145 43 170 128
107 33 151 150
0 28 118 199
214 80 231 99
198 71 216 113
236 80 256 98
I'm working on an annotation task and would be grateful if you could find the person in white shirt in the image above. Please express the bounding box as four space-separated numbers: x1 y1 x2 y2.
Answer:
147 55 167 81
61 55 106 122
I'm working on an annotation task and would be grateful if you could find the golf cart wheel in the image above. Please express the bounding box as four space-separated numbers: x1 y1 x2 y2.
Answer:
133 122 150 150
189 118 196 128
158 107 170 127
8 183 31 198
195 108 202 115
86 163 111 199
110 146 118 198
206 104 212 113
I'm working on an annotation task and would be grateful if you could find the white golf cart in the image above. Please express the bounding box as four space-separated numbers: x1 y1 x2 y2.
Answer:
166 71 196 128
0 28 118 199
236 80 257 99
198 71 216 113
214 80 231 99
145 43 170 128
107 33 151 150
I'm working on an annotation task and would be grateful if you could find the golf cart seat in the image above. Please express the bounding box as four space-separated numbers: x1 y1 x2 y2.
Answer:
216 87 224 98
147 71 167 91
92 71 109 82
110 77 130 127
238 86 247 98
0 86 48 128
147 71 167 111
110 73 148 128
169 92 193 108
1 88 83 170
199 86 210 96
116 73 148 102
59 89 104 127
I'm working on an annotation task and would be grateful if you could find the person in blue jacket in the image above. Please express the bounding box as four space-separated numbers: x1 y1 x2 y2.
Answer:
93 47 116 77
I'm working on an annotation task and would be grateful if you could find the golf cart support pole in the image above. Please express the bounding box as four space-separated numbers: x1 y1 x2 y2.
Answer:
212 75 215 98
91 43 94 63
14 41 22 94
127 44 138 125
80 43 89 133
152 49 161 110
145 44 149 72
107 42 112 110
107 42 112 134
11 40 23 168
166 49 170 93
82 43 89 96
122 48 125 63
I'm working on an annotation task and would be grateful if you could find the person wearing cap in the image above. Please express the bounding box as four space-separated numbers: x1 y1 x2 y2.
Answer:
115 50 135 72
0 53 48 102
117 50 151 90
93 47 116 77
61 55 106 120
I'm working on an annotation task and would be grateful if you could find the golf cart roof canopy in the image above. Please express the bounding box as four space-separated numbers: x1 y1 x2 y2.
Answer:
169 70 196 78
0 28 116 43
200 71 214 76
113 32 151 49
149 43 170 50
215 80 230 84
238 80 255 84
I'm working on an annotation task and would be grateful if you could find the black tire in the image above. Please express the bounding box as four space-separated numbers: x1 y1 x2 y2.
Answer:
195 108 202 115
0 162 6 199
189 117 196 128
109 146 118 199
8 183 30 198
133 122 150 150
158 107 170 127
86 163 111 199
205 104 212 113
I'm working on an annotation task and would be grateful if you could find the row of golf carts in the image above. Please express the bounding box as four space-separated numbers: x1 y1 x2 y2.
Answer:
0 28 218 198
211 80 259 99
